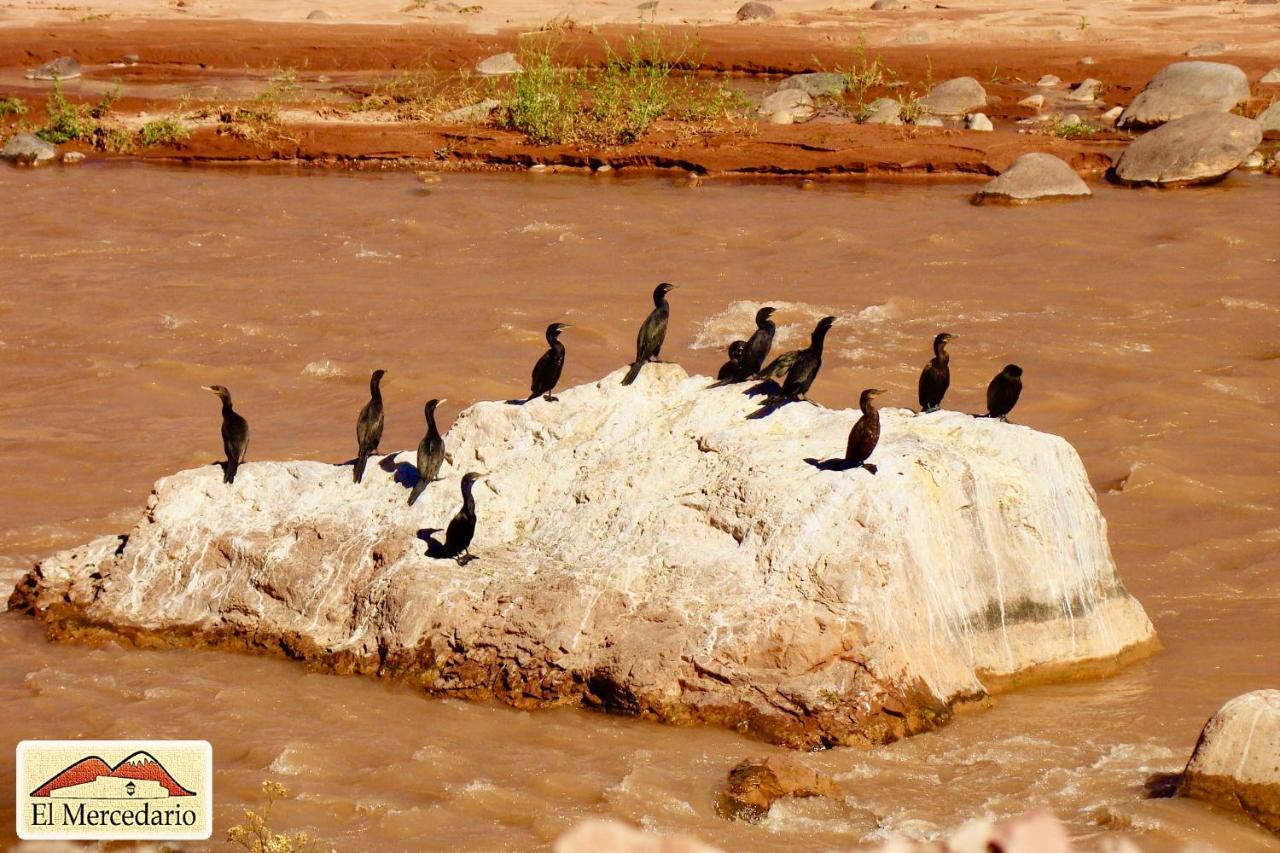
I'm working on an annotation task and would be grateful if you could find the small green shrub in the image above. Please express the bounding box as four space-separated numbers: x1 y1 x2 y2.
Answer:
227 780 317 853
138 116 191 147
0 94 26 119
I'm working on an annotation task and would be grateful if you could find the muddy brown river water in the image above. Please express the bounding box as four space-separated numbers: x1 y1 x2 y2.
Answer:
1 164 1278 851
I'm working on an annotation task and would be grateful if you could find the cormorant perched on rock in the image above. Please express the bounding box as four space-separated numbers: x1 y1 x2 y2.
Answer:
202 385 249 484
528 322 570 402
844 388 886 473
918 332 955 414
984 364 1023 421
716 340 747 381
407 398 446 506
711 306 776 387
750 316 836 417
442 472 484 564
353 368 386 484
622 282 676 386
756 348 800 382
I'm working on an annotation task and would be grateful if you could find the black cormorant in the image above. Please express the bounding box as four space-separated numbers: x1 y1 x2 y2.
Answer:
716 340 747 380
711 306 776 386
748 316 836 417
621 282 676 386
844 388 886 473
354 368 386 484
529 323 570 402
442 472 483 564
202 385 249 484
917 332 955 414
407 398 446 506
984 364 1023 421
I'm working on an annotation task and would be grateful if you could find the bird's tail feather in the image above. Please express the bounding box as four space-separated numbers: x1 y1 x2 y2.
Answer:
223 459 238 484
407 480 426 506
621 361 643 386
354 455 368 483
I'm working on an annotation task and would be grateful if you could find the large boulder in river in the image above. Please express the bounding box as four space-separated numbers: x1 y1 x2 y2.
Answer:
1117 61 1250 129
1178 690 1280 834
973 153 1091 204
10 366 1157 749
716 755 841 821
1112 111 1261 186
920 76 987 117
2 132 57 165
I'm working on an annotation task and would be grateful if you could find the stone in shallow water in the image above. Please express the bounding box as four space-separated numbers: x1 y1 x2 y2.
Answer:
10 367 1158 749
716 756 840 821
966 112 993 131
920 76 987 116
1117 61 1250 129
1036 74 1061 87
972 152 1091 204
1066 78 1101 102
1112 111 1261 186
1261 68 1280 85
25 56 81 80
1019 94 1045 109
2 132 57 164
735 1 774 20
1179 690 1280 834
475 52 521 76
1257 102 1280 135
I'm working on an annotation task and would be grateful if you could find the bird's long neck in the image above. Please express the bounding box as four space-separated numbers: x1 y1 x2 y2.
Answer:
426 407 440 438
370 378 382 403
810 328 829 354
654 292 668 309
218 394 234 416
934 340 949 365
461 481 476 514
762 320 775 335
861 396 878 416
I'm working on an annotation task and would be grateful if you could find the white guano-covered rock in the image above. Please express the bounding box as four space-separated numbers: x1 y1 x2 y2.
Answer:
1112 111 1261 186
1117 61 1250 129
1179 690 1280 834
11 366 1156 749
972 153 1090 204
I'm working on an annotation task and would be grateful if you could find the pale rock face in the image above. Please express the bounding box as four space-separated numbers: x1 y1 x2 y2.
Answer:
11 366 1156 749
1179 690 1280 834
474 52 522 76
1117 61 1250 129
777 72 848 98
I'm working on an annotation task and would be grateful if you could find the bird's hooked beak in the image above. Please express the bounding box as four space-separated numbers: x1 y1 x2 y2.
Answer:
201 385 215 393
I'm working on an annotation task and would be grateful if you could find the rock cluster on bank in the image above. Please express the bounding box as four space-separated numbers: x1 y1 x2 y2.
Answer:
1117 61 1250 129
11 366 1157 749
1179 690 1280 834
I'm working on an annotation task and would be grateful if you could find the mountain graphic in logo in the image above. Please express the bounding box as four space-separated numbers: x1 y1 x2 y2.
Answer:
31 751 196 799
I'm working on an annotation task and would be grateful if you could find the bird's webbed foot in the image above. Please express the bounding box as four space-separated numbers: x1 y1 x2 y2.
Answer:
544 394 559 402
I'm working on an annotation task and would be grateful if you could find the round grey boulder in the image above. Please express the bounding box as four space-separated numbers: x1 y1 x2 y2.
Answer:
1112 111 1262 186
777 72 848 98
972 153 1091 204
920 76 987 117
25 56 82 81
1117 61 1249 129
2 132 57 165
862 97 902 125
736 1 775 20
475 52 522 76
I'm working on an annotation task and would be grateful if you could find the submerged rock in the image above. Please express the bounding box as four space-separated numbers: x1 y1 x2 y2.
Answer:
1066 78 1101 102
2 133 57 165
10 367 1157 749
716 756 840 821
1112 111 1261 186
1257 102 1280 136
1117 61 1250 129
1179 690 1280 834
920 77 987 117
475 52 521 76
776 72 848 99
972 153 1090 204
26 56 81 81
